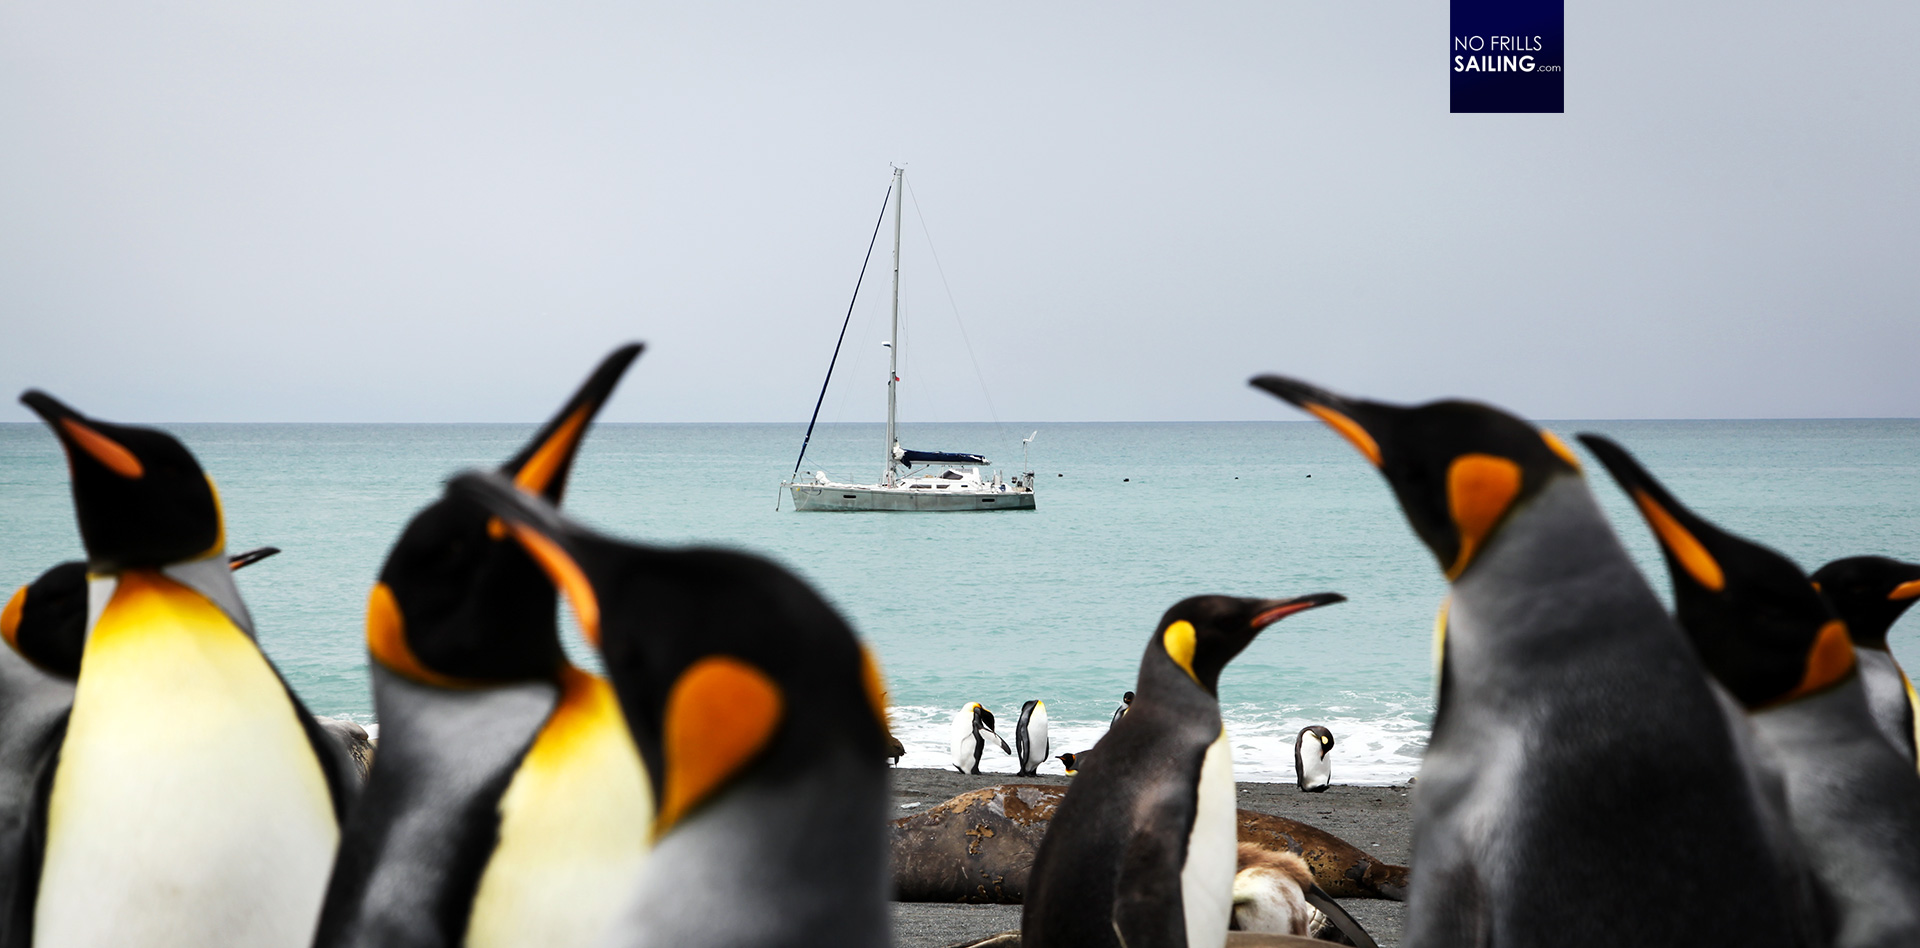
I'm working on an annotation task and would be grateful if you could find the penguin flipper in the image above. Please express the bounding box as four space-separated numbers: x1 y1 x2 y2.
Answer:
0 709 66 948
1303 882 1378 948
1110 826 1187 948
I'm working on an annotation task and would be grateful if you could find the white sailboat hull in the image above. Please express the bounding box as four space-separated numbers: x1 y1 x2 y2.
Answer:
789 483 1036 512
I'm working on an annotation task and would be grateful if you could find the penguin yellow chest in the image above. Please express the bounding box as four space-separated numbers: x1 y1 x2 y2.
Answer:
36 570 338 948
465 665 654 948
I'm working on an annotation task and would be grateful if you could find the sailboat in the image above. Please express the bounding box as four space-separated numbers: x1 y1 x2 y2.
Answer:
783 167 1037 512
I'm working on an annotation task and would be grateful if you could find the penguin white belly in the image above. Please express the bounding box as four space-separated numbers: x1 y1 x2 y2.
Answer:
1856 650 1917 761
35 571 337 948
1299 749 1331 791
465 667 653 948
1180 731 1236 948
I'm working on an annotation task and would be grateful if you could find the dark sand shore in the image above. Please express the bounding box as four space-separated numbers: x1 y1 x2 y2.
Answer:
889 768 1414 948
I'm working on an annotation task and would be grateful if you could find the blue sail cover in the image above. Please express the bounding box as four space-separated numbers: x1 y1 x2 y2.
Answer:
901 449 989 465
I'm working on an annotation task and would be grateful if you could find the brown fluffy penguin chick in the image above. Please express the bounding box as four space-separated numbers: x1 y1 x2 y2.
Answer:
1231 843 1338 938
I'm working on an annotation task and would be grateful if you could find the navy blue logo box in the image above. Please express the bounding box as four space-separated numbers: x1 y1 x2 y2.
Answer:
1451 0 1563 113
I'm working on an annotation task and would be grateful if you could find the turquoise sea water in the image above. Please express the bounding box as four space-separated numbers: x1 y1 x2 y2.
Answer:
3 419 1918 783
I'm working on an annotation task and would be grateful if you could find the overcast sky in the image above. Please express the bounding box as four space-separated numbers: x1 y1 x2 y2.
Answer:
2 1 1915 424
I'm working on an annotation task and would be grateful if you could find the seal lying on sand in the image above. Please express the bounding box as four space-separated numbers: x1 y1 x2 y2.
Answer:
891 784 1408 904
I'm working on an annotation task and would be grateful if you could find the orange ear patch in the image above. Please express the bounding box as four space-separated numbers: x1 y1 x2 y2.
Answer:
1163 620 1199 683
1 585 26 652
1890 579 1920 602
1445 454 1522 579
1780 620 1856 702
366 582 479 689
656 656 783 836
505 524 601 647
1630 490 1725 593
60 417 143 479
515 406 591 497
1303 404 1381 467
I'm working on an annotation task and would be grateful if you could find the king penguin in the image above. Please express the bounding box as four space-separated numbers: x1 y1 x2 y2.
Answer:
448 467 894 948
1293 726 1333 792
314 344 653 948
1583 433 1920 947
1253 376 1820 948
15 391 360 948
951 703 1011 774
1021 592 1348 948
1014 700 1049 777
1811 555 1920 766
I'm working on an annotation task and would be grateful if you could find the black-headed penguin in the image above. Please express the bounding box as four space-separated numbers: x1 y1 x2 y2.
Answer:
950 702 1010 774
15 391 360 948
1584 434 1920 947
1015 700 1049 777
1021 593 1346 948
314 344 652 948
1811 555 1920 766
1252 376 1819 948
1293 725 1333 792
448 467 893 948
0 547 286 933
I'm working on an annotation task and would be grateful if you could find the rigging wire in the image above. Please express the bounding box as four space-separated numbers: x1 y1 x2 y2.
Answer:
791 180 893 477
904 179 1009 445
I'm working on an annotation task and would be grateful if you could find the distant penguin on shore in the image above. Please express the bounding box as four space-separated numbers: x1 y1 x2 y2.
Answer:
1110 691 1132 727
1022 592 1350 948
1295 725 1334 792
1014 700 1049 776
1811 555 1920 765
951 703 1010 774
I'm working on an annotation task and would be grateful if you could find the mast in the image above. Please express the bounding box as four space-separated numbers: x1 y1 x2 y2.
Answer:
884 165 904 486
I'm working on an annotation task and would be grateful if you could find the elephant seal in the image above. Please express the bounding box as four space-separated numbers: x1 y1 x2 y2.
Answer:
890 784 1408 904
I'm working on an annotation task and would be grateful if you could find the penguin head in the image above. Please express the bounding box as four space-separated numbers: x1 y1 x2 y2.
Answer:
1149 593 1346 696
1810 556 1920 650
1580 434 1853 708
3 546 281 679
1297 725 1334 757
1122 691 1134 705
448 467 890 838
368 345 640 687
1252 376 1582 581
2 560 88 678
20 391 225 572
1055 752 1078 773
972 703 997 734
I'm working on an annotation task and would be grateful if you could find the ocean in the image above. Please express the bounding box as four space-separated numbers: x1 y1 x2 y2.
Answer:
3 418 1918 784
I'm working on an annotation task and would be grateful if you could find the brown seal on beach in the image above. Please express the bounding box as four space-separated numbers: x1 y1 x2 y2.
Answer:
890 784 1408 904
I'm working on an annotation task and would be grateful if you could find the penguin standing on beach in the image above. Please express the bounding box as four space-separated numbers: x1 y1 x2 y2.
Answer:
1294 725 1334 792
1110 691 1132 727
1021 592 1351 948
1584 434 1920 947
950 703 1010 774
1014 700 1049 777
1810 555 1920 765
14 391 361 948
448 467 893 948
1254 376 1821 948
315 344 652 948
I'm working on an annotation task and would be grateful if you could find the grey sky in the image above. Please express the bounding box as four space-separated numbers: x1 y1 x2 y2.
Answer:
2 1 1915 424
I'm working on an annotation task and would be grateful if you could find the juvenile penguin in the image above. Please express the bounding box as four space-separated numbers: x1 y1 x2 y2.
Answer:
1584 434 1920 947
1021 592 1349 948
449 468 893 948
1811 555 1920 764
1254 376 1819 948
1293 726 1333 793
315 344 652 948
951 703 1011 774
1014 700 1049 777
15 392 360 948
1110 691 1133 726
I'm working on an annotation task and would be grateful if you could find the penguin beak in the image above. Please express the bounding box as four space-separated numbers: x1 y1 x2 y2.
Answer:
1251 592 1347 630
500 343 643 502
1891 579 1920 601
447 470 604 647
20 390 145 480
1249 376 1383 468
1576 434 1727 594
227 546 281 571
